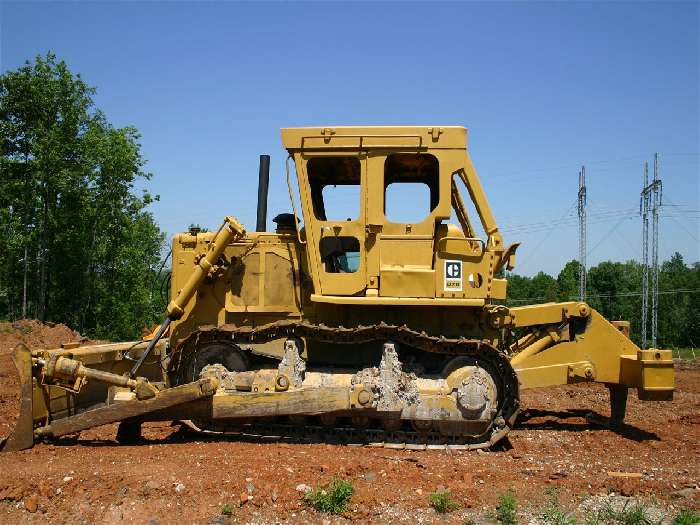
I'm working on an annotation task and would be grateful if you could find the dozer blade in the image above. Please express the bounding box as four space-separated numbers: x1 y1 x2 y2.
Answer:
0 344 35 452
35 377 218 440
0 339 218 451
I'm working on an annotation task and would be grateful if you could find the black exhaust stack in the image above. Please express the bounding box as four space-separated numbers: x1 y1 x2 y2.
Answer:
256 154 270 232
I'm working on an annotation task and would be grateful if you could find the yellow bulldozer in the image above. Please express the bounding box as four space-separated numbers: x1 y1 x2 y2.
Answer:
1 126 674 452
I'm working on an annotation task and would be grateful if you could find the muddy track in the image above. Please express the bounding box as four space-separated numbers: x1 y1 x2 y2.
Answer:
171 321 520 448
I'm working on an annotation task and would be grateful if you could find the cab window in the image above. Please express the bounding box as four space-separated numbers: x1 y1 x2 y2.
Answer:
307 157 361 221
384 153 439 223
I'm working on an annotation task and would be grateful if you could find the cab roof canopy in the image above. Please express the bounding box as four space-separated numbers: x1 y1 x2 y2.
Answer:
281 126 467 152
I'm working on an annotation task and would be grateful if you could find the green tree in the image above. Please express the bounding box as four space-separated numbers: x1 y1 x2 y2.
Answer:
0 53 164 339
657 253 699 348
556 260 580 301
531 271 559 303
506 256 700 349
505 272 533 304
587 261 641 331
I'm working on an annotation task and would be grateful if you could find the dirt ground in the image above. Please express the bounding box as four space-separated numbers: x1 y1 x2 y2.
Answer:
0 321 697 524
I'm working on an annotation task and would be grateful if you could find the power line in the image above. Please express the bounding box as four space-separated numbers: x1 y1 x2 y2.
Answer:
586 215 633 258
663 216 699 243
588 288 698 299
659 196 700 244
487 153 697 182
500 208 638 234
506 288 700 304
515 201 577 273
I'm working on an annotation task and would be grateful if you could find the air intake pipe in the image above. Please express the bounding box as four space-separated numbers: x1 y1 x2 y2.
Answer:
256 154 270 232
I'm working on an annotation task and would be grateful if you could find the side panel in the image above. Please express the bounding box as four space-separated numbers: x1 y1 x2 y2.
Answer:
226 243 301 314
169 232 305 347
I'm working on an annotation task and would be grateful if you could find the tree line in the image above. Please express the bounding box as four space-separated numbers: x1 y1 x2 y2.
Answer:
0 53 165 340
1 54 698 348
506 255 700 349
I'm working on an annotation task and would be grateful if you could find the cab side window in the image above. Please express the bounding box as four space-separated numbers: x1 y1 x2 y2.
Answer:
307 157 361 221
307 156 362 274
384 153 439 224
319 236 360 273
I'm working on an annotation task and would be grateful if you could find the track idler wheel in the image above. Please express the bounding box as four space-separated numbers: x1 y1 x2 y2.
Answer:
177 342 248 385
436 355 507 439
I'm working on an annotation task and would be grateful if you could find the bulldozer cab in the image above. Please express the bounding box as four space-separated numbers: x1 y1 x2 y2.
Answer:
282 126 513 302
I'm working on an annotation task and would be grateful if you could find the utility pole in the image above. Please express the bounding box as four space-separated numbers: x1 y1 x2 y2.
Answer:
640 154 662 349
578 165 587 301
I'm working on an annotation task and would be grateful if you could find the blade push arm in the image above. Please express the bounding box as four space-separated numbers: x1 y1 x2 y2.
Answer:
129 216 246 377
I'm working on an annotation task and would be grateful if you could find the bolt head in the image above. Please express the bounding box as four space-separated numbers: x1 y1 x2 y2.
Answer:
275 375 289 391
357 389 371 406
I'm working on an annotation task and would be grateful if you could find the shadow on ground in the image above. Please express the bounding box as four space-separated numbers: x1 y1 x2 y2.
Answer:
516 408 660 442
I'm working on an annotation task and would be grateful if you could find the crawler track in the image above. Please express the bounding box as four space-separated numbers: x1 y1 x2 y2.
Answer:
171 321 521 449
180 418 512 450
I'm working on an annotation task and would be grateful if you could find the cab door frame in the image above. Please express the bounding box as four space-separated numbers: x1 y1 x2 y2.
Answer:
294 151 368 297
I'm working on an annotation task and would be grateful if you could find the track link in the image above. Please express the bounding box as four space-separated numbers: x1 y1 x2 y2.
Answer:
170 320 520 450
180 419 511 450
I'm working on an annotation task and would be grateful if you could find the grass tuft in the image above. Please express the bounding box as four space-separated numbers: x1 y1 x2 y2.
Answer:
495 491 518 525
672 509 700 525
541 488 578 525
303 477 354 514
220 503 233 516
586 500 660 525
428 488 459 513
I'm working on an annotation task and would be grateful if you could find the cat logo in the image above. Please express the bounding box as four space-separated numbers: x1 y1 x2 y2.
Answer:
444 260 462 292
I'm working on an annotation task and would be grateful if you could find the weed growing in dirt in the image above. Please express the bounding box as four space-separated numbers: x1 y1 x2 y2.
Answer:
220 504 233 516
428 489 459 513
303 477 354 514
540 489 577 525
495 492 518 525
585 500 660 525
672 509 700 525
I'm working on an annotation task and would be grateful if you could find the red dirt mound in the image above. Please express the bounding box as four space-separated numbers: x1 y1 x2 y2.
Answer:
0 320 88 441
0 319 84 355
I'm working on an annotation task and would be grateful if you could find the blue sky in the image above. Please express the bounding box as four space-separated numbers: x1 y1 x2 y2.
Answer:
2 1 698 276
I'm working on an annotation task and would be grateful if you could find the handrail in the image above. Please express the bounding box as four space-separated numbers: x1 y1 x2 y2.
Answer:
438 236 485 256
440 236 485 247
286 155 306 245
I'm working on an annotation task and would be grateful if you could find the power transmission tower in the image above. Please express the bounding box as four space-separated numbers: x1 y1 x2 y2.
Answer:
578 165 587 301
640 162 650 349
640 154 662 349
650 153 662 349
